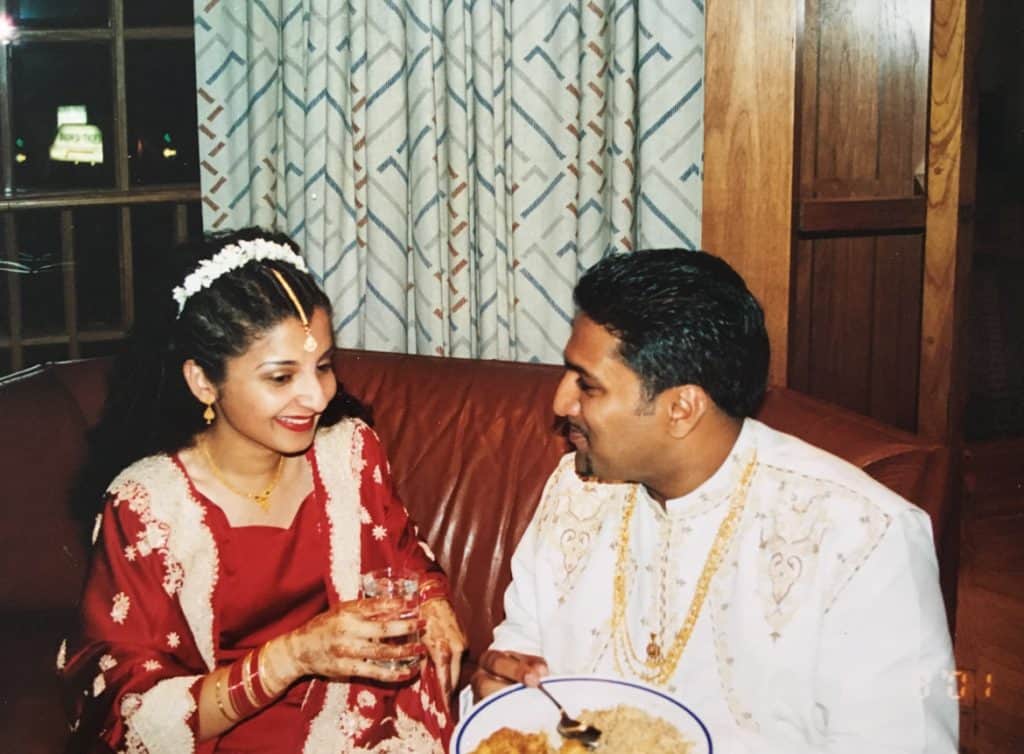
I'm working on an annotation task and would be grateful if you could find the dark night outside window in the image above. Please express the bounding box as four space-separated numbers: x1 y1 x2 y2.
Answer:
0 1 202 375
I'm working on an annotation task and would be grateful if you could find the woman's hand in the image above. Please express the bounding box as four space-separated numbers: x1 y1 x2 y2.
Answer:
270 597 426 685
420 598 467 701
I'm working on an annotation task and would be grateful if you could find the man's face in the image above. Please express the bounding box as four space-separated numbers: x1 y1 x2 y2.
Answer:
553 315 667 484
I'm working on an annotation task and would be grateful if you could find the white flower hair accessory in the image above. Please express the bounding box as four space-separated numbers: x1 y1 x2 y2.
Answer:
171 238 309 317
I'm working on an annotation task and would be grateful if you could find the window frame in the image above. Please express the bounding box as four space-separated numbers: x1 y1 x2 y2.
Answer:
0 0 199 371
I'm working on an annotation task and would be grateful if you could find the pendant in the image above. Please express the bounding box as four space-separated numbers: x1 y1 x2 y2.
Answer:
251 491 272 512
646 633 662 661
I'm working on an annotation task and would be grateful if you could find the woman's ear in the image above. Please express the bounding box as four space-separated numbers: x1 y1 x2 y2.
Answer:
182 359 218 405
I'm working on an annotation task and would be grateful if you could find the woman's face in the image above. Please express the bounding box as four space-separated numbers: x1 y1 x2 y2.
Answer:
209 307 337 456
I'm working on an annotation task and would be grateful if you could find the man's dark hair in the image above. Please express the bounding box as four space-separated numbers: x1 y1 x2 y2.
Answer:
574 249 769 418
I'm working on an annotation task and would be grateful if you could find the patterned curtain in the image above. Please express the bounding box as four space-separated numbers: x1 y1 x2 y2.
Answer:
194 1 703 363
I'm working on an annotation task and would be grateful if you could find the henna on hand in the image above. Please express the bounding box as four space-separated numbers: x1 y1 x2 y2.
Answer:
421 598 467 699
282 598 426 682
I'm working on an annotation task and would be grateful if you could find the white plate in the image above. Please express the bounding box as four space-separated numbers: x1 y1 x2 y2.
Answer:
451 675 712 753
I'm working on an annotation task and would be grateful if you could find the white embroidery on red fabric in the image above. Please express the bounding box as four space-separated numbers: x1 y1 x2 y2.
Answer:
108 455 218 671
120 693 143 720
110 476 187 598
111 592 130 624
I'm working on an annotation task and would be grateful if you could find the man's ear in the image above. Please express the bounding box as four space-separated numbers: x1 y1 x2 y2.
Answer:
182 359 218 405
665 384 710 439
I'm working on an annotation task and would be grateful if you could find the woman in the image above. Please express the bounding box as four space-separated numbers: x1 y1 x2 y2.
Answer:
60 229 465 753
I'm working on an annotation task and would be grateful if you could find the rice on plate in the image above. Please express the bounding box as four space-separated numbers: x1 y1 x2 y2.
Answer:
469 704 694 754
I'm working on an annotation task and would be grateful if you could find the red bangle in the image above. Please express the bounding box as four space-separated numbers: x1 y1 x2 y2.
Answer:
226 649 277 718
247 650 273 706
227 654 256 718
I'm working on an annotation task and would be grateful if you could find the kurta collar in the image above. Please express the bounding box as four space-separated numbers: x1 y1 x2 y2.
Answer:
648 417 757 517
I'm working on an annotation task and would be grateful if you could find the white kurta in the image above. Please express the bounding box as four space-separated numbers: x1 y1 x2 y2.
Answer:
487 419 957 753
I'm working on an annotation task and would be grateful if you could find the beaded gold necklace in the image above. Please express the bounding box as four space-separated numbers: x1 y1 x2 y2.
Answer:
199 438 285 513
610 452 757 686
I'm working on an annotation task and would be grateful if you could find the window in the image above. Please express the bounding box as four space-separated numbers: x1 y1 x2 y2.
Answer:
0 0 201 375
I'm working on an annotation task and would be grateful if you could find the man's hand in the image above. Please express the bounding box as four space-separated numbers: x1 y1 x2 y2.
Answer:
471 649 550 701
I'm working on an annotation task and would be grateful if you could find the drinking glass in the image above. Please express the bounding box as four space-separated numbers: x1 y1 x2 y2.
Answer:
360 567 421 670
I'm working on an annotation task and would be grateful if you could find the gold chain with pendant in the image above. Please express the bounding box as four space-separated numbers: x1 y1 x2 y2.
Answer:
199 438 285 513
610 451 757 686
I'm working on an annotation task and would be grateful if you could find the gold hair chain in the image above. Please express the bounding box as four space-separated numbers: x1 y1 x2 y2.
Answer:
199 438 285 512
610 451 758 686
269 269 317 353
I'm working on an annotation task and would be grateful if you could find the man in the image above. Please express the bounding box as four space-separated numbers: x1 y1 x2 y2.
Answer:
470 250 957 753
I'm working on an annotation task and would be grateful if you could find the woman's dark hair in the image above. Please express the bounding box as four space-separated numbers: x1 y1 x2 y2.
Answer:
574 249 770 418
73 227 368 528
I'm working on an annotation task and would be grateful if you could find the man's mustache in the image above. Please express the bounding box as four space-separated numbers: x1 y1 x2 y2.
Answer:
554 417 588 439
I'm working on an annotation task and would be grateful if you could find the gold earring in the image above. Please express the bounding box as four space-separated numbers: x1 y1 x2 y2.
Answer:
203 402 216 425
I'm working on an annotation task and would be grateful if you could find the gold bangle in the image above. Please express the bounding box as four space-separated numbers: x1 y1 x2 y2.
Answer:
258 644 282 696
215 675 236 722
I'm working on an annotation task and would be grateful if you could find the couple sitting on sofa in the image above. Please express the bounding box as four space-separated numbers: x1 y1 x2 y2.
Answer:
61 228 957 754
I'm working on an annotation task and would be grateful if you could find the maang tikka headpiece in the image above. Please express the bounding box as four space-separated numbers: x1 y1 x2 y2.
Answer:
171 238 317 352
269 268 317 353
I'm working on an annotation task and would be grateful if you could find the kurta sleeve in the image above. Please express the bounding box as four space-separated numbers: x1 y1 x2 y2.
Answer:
456 457 555 718
735 507 958 754
355 424 450 604
61 484 208 754
488 460 568 657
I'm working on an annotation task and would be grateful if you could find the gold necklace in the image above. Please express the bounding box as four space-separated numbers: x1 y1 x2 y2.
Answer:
199 438 285 512
610 452 757 686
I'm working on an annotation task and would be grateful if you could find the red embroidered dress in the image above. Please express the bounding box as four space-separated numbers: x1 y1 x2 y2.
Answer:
60 420 452 754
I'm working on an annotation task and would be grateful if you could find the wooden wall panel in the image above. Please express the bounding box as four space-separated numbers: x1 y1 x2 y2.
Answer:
789 0 931 431
870 235 924 428
802 0 929 198
790 233 924 431
706 0 971 438
807 237 875 414
703 0 798 386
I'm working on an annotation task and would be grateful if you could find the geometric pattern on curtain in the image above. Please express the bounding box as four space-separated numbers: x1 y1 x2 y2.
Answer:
194 1 703 363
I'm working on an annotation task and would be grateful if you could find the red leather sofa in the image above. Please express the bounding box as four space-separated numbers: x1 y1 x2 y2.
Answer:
0 350 957 753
